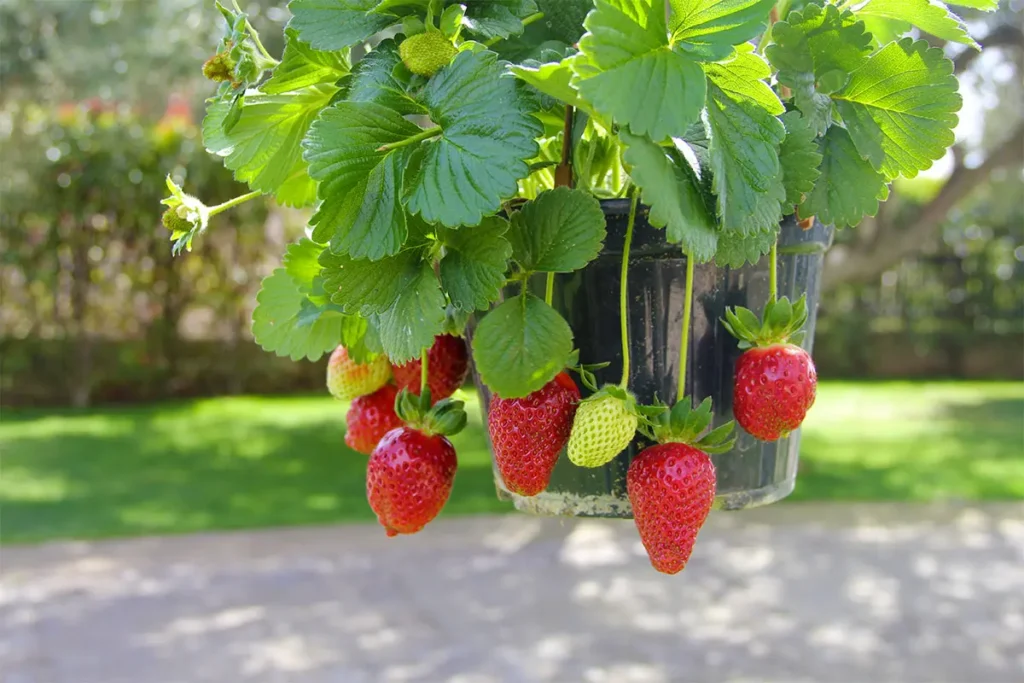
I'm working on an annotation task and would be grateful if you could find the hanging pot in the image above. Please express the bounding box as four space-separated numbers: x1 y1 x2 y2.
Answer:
469 199 834 517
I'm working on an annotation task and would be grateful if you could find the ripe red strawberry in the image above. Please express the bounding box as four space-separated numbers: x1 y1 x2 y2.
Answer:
627 396 735 575
367 427 458 537
628 443 716 575
733 343 816 441
345 384 403 455
489 372 580 496
722 296 817 442
326 346 391 401
366 389 467 537
392 334 469 403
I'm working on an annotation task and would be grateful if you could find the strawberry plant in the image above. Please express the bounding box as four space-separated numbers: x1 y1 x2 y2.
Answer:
165 0 985 558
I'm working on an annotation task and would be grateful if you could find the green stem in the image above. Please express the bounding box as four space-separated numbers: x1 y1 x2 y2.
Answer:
420 347 429 396
484 12 544 47
230 0 278 64
545 272 554 306
768 239 778 303
611 154 623 196
521 11 544 29
677 255 695 402
619 188 638 389
208 190 262 217
378 126 442 152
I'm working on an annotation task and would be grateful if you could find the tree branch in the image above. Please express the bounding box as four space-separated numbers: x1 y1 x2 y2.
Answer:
824 123 1024 290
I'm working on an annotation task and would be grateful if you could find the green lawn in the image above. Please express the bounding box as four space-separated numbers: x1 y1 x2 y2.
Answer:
1 382 1021 544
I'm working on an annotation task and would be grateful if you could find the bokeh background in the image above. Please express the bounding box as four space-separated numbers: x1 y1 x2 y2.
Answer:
0 3 1022 681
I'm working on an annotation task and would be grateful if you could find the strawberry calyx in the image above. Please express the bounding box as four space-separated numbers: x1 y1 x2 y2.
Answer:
582 384 666 427
395 388 467 437
641 397 737 455
160 176 210 255
563 349 608 393
722 294 809 350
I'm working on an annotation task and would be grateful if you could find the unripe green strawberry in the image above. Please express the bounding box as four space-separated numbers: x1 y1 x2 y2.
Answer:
399 30 457 77
202 50 236 83
567 394 637 468
161 206 191 233
326 346 391 401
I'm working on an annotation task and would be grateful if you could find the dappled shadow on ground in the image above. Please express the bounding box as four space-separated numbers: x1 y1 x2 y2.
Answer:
795 393 1024 502
0 396 506 543
2 505 1023 683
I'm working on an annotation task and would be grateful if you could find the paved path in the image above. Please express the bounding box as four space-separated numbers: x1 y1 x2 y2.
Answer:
2 503 1023 683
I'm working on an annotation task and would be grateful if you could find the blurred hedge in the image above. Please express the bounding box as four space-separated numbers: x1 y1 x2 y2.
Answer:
0 101 301 407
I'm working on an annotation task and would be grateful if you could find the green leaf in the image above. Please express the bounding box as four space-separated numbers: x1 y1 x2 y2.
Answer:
252 269 345 361
669 0 776 61
506 187 607 272
319 248 424 314
946 0 997 9
620 129 718 262
509 58 591 112
855 0 979 49
858 15 910 48
319 240 446 362
440 4 466 38
405 50 542 227
439 217 513 311
799 125 889 229
263 28 349 94
778 111 822 212
713 227 776 268
374 263 447 363
342 39 426 115
302 101 423 258
705 44 784 113
283 238 325 292
833 38 961 180
460 0 539 40
471 293 574 398
340 314 376 363
704 48 786 235
574 0 706 142
766 3 873 134
204 86 334 207
287 0 395 51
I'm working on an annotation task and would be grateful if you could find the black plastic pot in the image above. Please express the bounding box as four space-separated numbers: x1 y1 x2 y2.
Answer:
470 200 833 517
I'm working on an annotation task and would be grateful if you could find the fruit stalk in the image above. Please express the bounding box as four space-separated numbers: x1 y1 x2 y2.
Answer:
619 188 638 389
768 239 778 303
208 189 263 217
677 254 695 402
420 347 429 397
229 0 277 64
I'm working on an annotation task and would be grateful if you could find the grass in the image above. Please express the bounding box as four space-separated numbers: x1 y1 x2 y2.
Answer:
1 382 1021 544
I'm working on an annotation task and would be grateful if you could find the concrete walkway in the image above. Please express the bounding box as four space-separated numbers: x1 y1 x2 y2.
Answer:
2 503 1023 683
